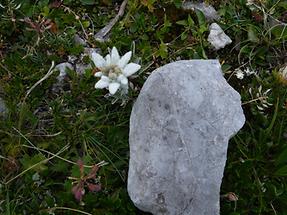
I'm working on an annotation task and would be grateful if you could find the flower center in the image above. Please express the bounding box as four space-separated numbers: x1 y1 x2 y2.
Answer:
103 65 122 80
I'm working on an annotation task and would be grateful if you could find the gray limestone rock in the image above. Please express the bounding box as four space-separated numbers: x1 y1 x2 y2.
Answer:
75 63 92 75
208 23 232 50
52 62 74 92
74 34 87 46
182 2 220 22
83 47 101 58
52 48 100 92
54 62 74 82
75 48 100 75
128 60 245 215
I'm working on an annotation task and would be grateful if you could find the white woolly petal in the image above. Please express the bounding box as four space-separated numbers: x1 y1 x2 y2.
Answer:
117 51 132 68
95 79 109 89
123 63 141 77
101 75 110 82
92 53 106 69
94 72 103 77
111 47 120 65
105 54 111 66
117 74 128 85
108 82 120 95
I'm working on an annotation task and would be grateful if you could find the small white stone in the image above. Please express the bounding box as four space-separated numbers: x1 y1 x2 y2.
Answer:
208 23 232 50
54 62 74 80
74 34 87 46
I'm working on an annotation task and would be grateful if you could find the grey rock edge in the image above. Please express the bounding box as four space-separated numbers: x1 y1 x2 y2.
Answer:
128 60 245 215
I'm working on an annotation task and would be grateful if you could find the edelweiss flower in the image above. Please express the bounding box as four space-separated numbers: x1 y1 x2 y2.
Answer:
244 67 256 76
92 47 141 95
235 69 244 79
234 67 256 79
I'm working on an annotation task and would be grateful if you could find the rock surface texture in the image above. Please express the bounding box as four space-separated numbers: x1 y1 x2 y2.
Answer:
128 60 245 215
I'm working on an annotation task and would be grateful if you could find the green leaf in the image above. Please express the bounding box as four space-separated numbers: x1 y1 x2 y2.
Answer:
71 162 81 178
52 160 69 173
21 154 48 172
180 32 188 40
176 20 187 26
41 6 50 17
187 15 194 26
141 0 156 11
130 23 138 33
173 0 182 8
199 25 208 34
82 20 90 28
38 0 49 8
265 98 279 134
276 148 287 165
157 42 168 59
278 2 287 9
221 64 232 73
195 10 206 26
274 165 287 176
254 47 268 60
163 16 172 28
271 25 287 40
248 26 259 42
238 44 251 62
200 45 207 59
161 15 171 33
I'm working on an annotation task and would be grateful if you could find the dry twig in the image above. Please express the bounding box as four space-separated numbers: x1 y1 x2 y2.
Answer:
24 61 55 101
95 0 128 42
